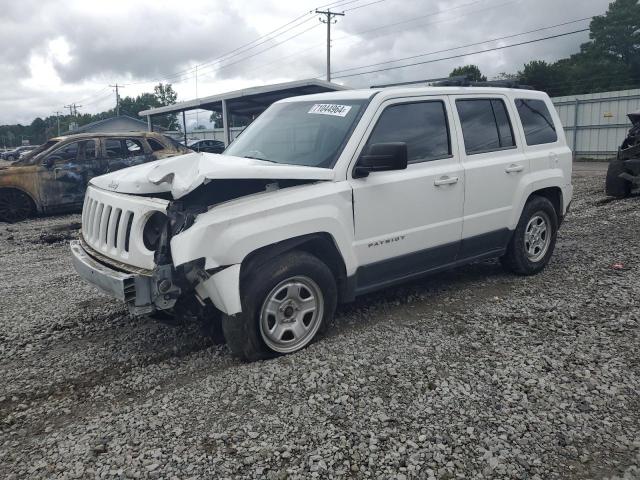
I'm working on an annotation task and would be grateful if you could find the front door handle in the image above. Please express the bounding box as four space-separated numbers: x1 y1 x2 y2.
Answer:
505 164 524 173
434 175 459 186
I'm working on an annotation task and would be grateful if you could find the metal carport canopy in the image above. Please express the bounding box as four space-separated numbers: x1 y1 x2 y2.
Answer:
138 79 346 145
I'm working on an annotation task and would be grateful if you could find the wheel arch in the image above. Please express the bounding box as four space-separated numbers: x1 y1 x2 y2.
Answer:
0 186 40 214
527 186 563 224
240 232 352 303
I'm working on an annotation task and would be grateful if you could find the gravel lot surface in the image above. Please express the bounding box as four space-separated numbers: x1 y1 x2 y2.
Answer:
0 171 638 479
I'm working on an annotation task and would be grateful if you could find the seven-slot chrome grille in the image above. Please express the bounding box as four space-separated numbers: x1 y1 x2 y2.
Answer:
81 185 169 271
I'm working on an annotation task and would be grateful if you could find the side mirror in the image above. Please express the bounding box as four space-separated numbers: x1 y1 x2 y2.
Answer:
353 142 408 178
41 157 55 168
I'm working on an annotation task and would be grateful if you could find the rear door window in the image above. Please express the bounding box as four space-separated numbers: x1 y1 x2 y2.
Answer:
515 99 558 145
105 139 126 158
85 140 97 159
125 138 145 155
456 98 516 155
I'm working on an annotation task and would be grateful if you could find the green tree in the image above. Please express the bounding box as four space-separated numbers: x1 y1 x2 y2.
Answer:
518 61 563 94
209 111 223 128
582 0 640 69
152 83 179 130
449 65 487 82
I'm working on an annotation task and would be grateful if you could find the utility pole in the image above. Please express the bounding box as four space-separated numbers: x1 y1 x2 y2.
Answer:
64 103 81 116
54 111 62 136
110 83 123 116
195 65 199 127
316 8 345 82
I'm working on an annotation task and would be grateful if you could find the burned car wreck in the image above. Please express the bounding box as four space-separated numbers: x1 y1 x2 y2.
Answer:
606 109 640 197
0 132 189 223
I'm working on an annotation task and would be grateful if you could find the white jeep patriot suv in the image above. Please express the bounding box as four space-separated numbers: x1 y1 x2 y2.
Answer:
70 86 572 360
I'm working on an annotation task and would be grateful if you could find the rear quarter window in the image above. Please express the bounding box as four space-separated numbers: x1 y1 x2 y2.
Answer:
515 99 558 146
147 138 166 151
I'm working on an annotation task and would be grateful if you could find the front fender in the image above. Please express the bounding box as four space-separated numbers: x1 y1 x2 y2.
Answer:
170 182 356 275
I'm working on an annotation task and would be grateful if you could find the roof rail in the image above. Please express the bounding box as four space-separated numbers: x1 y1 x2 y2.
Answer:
371 76 467 88
371 77 535 90
431 78 535 90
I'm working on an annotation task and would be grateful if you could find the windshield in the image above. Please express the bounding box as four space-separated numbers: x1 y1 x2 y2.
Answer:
223 99 367 168
16 140 59 164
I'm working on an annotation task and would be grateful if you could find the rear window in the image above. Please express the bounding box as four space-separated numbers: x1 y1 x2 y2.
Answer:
147 138 165 151
456 98 516 155
515 99 558 145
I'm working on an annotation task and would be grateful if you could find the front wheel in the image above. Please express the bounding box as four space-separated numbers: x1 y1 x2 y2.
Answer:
501 196 558 275
0 188 35 223
222 251 337 361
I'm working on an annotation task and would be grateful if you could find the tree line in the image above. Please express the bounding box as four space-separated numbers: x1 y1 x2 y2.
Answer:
0 83 179 148
449 0 639 96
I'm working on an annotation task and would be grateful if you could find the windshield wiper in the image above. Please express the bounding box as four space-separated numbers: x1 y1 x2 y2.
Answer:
243 155 278 163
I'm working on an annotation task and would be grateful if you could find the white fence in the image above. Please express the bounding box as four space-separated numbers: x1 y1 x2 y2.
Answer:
552 88 640 160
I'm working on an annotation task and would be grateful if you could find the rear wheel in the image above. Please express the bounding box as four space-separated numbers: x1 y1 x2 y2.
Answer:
501 196 558 275
605 160 632 198
222 251 337 361
0 188 35 223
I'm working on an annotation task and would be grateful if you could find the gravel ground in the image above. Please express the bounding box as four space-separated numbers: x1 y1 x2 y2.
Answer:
0 171 638 479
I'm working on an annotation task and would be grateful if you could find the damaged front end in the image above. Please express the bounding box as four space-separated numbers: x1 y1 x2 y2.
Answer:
606 111 640 197
71 168 325 319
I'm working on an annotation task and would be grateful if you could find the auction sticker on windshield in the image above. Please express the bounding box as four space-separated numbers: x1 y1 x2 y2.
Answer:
308 104 352 117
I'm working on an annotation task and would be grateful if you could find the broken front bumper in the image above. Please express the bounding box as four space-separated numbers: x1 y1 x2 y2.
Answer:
70 240 166 316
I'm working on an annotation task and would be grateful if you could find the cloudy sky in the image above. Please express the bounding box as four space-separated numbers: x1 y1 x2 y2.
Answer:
0 0 612 127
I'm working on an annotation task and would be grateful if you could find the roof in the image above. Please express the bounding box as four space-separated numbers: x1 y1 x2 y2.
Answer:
51 131 169 141
280 86 545 104
65 115 166 134
139 79 346 117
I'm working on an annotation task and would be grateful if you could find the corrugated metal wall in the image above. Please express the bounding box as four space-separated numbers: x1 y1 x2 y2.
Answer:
552 88 640 159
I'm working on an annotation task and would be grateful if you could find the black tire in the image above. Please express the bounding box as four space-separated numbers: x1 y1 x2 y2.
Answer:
605 160 632 198
501 196 558 276
222 250 337 362
160 295 226 344
0 188 35 223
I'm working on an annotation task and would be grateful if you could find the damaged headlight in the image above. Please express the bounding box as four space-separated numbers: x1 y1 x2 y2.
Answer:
143 211 169 251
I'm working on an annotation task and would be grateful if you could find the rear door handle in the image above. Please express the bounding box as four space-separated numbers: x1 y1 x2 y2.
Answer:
505 164 524 173
434 175 459 186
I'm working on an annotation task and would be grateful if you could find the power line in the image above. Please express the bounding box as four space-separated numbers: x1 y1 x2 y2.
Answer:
332 16 594 75
333 0 503 42
121 8 322 87
188 23 322 83
332 28 591 79
343 0 387 12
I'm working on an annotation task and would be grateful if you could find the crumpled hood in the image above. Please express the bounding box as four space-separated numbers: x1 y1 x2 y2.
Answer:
90 152 335 198
629 110 640 126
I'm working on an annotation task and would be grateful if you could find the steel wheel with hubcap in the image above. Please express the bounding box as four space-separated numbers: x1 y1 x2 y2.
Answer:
524 212 551 262
501 195 558 275
222 250 337 361
259 276 324 353
0 189 34 223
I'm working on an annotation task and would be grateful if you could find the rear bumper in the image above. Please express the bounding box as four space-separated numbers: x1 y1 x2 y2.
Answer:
70 240 156 315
